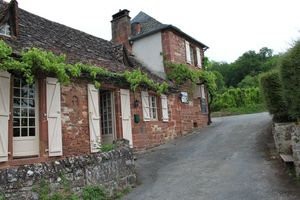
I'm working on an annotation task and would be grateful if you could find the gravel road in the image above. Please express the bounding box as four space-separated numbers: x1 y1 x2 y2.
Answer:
122 113 300 200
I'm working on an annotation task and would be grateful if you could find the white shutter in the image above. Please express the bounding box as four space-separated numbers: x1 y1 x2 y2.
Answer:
46 77 63 157
88 84 101 153
196 47 202 68
161 94 169 122
193 85 201 98
120 89 133 146
0 71 10 162
201 85 206 99
185 40 191 64
141 91 150 121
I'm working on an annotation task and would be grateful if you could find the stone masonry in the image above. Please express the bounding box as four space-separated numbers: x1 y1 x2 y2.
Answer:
0 140 136 199
272 122 294 154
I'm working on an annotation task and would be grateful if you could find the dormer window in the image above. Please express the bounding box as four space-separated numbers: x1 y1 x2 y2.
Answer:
0 23 11 36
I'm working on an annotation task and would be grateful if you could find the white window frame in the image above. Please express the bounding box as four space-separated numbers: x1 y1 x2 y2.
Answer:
201 85 206 99
149 95 158 120
0 23 10 36
185 40 192 64
190 45 195 65
12 77 40 157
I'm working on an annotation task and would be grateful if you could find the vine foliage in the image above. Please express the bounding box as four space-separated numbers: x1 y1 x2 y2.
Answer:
0 40 168 94
165 62 217 92
165 61 217 125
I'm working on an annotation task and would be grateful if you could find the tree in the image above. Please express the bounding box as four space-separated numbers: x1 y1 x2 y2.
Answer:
211 71 225 92
238 75 259 88
259 47 273 60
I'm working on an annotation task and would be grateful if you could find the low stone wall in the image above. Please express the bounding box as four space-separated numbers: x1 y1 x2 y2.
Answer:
0 141 136 199
291 125 300 176
272 122 294 154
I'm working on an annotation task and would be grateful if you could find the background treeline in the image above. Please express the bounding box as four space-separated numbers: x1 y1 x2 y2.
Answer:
206 47 280 114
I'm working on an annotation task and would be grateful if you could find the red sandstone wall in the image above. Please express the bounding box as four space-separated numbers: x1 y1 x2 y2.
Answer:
116 29 210 151
61 80 90 156
161 30 205 69
130 91 208 151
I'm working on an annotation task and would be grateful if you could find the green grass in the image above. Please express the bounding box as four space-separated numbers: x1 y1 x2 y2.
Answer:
113 187 132 199
212 104 266 117
33 176 132 200
100 144 116 152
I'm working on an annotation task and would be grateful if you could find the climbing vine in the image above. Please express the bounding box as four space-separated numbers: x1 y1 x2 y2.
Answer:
165 61 217 92
0 40 168 93
165 61 217 125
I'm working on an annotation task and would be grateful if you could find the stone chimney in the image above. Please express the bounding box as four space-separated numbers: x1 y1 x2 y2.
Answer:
111 9 131 52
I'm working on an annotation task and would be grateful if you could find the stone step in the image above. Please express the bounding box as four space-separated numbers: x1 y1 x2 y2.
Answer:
280 154 294 163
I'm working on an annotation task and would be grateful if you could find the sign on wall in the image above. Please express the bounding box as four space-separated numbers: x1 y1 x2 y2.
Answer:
180 92 189 103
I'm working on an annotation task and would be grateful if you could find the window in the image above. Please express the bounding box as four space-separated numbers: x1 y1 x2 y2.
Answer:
149 95 158 120
185 40 191 64
190 46 195 65
185 41 195 65
200 85 207 113
0 23 10 36
141 91 158 121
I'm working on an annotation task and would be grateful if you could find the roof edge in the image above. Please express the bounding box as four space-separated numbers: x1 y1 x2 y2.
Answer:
130 25 209 49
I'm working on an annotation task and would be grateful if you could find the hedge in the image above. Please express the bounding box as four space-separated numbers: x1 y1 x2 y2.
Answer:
279 41 300 120
259 70 289 122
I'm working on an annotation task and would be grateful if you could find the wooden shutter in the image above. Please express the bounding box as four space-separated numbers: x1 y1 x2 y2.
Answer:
161 94 169 122
88 84 101 153
141 91 150 121
201 85 206 99
193 85 201 98
46 77 63 157
0 71 10 162
185 41 191 64
196 47 202 68
120 89 133 146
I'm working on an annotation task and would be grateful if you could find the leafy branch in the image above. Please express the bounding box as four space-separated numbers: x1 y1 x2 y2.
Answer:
0 40 168 93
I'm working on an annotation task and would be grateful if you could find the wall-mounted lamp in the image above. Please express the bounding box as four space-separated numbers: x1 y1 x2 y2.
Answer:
134 99 139 108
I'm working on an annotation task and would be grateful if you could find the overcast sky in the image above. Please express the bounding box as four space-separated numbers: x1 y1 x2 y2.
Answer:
12 0 300 63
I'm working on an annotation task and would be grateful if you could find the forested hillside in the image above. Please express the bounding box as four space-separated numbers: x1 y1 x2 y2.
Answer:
206 47 280 115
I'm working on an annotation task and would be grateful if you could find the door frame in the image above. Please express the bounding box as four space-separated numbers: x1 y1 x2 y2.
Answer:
12 77 40 158
99 90 116 144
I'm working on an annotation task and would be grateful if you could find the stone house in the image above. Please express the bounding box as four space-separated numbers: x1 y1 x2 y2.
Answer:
111 10 210 147
0 0 209 169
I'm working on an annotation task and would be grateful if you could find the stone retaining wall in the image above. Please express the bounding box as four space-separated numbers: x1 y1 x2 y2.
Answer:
0 141 136 199
272 123 294 154
291 125 300 176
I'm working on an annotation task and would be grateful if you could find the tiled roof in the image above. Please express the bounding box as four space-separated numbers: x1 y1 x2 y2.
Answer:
0 1 166 83
131 11 167 37
130 11 208 49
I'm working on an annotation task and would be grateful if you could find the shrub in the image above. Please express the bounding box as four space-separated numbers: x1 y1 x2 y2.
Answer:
259 70 290 122
99 144 115 152
211 87 261 112
82 185 109 200
280 41 300 120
